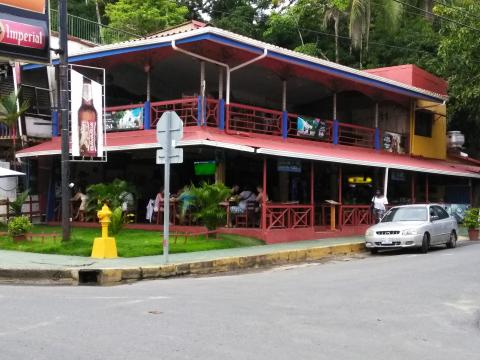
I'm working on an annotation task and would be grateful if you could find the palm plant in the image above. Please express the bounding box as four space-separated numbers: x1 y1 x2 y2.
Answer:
349 0 402 65
8 189 29 217
180 182 232 231
323 0 349 63
0 90 29 162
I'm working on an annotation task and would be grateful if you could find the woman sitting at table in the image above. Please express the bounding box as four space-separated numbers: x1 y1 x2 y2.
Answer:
153 188 164 223
229 188 256 215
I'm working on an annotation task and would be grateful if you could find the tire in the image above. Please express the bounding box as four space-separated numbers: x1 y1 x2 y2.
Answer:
370 248 378 255
421 233 430 254
446 231 457 249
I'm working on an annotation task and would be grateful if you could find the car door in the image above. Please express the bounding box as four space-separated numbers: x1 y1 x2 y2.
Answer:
433 206 450 243
428 206 443 244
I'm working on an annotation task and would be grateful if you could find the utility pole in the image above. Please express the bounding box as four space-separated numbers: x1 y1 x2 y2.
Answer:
59 0 70 241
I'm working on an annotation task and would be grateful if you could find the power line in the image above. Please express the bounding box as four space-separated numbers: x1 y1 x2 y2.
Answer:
391 0 480 33
432 0 480 23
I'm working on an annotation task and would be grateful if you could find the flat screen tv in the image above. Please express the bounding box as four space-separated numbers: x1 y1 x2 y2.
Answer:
194 161 216 176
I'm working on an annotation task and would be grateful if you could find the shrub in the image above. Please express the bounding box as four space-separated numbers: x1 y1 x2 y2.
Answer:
180 182 232 230
463 207 479 230
7 216 32 237
8 190 29 217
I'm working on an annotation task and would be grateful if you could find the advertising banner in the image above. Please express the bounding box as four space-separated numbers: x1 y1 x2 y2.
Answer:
70 69 104 158
382 131 404 154
105 107 144 132
0 0 49 63
297 116 327 139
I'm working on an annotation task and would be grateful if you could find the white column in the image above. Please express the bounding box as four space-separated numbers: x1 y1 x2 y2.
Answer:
384 167 389 198
282 80 287 112
218 67 223 100
226 70 231 105
333 93 337 119
11 62 24 140
200 61 206 97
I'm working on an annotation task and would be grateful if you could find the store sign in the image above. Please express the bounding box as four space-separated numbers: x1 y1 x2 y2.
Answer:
348 176 372 184
0 0 50 63
70 69 104 159
297 117 327 139
278 159 302 173
105 107 144 132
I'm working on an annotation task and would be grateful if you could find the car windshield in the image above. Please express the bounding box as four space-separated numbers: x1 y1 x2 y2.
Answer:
381 207 427 222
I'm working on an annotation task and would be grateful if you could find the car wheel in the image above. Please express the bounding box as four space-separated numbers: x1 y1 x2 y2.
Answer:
446 231 457 249
421 233 430 254
370 248 378 255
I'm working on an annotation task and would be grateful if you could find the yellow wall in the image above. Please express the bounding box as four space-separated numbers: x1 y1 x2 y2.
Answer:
410 100 447 160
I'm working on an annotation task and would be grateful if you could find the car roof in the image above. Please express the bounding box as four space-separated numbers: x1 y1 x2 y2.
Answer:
389 204 442 209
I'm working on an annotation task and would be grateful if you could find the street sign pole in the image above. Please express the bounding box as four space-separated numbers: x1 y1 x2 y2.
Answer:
163 112 171 264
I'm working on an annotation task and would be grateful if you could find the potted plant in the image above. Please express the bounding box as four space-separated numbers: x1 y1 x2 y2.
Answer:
463 208 480 240
8 216 32 242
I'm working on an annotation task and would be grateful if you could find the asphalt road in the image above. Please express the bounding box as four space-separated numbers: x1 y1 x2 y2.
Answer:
1 242 479 360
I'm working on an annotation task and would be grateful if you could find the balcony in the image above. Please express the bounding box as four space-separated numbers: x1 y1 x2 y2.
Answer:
104 97 408 153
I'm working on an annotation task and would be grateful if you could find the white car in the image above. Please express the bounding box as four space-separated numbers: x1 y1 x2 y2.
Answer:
365 204 458 254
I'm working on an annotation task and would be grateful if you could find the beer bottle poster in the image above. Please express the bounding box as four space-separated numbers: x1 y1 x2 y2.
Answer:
70 69 104 158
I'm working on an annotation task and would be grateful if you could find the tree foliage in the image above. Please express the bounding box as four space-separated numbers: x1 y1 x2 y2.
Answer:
105 0 189 35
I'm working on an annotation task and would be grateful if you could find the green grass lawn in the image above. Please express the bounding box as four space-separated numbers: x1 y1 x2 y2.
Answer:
0 225 264 257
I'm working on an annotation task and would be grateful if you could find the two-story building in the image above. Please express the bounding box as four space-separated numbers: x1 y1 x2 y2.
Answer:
15 21 480 243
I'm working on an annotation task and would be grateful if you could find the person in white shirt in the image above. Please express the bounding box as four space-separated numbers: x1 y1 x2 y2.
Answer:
371 189 388 223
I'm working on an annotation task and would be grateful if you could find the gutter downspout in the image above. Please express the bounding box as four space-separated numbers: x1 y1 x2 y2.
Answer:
171 40 268 132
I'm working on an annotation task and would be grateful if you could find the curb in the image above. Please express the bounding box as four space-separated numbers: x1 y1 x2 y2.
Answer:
0 242 366 286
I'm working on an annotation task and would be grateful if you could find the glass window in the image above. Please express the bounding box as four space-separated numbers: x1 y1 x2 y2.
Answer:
381 206 428 222
433 206 450 220
415 111 433 137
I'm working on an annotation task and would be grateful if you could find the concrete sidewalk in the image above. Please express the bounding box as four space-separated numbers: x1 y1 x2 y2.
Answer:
0 236 366 285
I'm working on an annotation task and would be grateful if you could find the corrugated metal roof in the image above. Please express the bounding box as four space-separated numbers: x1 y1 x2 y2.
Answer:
31 24 447 102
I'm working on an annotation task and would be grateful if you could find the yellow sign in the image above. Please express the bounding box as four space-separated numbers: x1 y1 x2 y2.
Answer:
348 176 373 184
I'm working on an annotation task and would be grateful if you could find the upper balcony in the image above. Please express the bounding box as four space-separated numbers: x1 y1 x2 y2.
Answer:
104 96 409 154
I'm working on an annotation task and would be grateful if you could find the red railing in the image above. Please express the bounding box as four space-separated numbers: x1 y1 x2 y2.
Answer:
205 98 219 127
338 123 375 148
341 205 374 226
228 102 282 136
265 204 313 230
151 98 199 128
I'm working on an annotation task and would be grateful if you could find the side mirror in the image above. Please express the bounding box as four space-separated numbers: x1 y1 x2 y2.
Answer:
430 215 439 222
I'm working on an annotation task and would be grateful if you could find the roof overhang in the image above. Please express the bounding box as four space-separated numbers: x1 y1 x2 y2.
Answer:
23 27 447 104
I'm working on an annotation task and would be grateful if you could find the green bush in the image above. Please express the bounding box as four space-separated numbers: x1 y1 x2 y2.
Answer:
110 207 124 235
181 182 232 230
7 216 32 237
8 190 29 217
463 207 480 230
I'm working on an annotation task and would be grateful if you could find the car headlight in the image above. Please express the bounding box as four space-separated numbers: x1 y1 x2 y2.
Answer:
365 229 374 237
402 229 418 235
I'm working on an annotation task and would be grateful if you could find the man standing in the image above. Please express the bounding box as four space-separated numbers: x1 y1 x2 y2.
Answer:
372 189 388 223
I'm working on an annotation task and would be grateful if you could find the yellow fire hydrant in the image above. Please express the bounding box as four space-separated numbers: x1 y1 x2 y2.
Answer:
91 204 118 259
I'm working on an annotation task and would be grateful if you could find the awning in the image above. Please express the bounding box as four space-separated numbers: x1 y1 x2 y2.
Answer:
0 167 25 177
16 128 480 178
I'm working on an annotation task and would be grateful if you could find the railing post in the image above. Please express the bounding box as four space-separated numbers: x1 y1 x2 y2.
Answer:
218 99 225 130
29 196 33 222
374 127 381 150
143 101 151 130
6 198 9 222
333 120 339 145
197 96 202 126
52 110 59 137
282 111 288 140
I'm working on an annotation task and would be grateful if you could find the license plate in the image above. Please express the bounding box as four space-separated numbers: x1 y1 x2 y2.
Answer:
382 239 393 245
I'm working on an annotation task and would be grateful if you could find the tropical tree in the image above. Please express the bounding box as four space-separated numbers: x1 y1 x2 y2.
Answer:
323 0 349 63
105 0 189 36
0 90 29 163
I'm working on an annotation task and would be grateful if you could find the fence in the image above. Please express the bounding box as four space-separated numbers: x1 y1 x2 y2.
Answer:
0 196 42 223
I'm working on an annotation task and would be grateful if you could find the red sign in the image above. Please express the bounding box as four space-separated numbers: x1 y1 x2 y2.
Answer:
0 19 45 49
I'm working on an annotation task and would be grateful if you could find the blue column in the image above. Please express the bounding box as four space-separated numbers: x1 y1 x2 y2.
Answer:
374 127 381 150
144 101 151 130
333 120 339 145
282 111 288 139
52 110 59 137
219 99 225 130
197 96 202 126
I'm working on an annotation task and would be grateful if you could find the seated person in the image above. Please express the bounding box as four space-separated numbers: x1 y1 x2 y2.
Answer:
255 185 268 205
230 188 256 214
153 188 164 222
71 187 88 222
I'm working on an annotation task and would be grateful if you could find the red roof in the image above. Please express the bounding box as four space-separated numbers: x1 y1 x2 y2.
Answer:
365 65 448 97
17 128 480 178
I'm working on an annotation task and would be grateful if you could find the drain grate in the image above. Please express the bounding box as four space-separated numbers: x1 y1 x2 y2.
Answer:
78 270 101 285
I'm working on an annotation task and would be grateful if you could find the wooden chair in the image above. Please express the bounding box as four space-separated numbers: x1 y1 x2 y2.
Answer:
235 200 258 228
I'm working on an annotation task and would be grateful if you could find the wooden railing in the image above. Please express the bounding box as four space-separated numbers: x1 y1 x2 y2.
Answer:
341 205 374 226
0 196 42 222
228 102 282 136
265 204 313 230
338 123 376 148
151 98 199 128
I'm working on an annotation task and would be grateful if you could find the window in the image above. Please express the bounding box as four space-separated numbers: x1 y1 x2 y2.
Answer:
415 111 433 137
381 207 428 222
433 206 450 220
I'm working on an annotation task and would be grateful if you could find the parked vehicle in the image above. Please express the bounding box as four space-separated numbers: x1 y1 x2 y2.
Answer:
365 204 458 254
